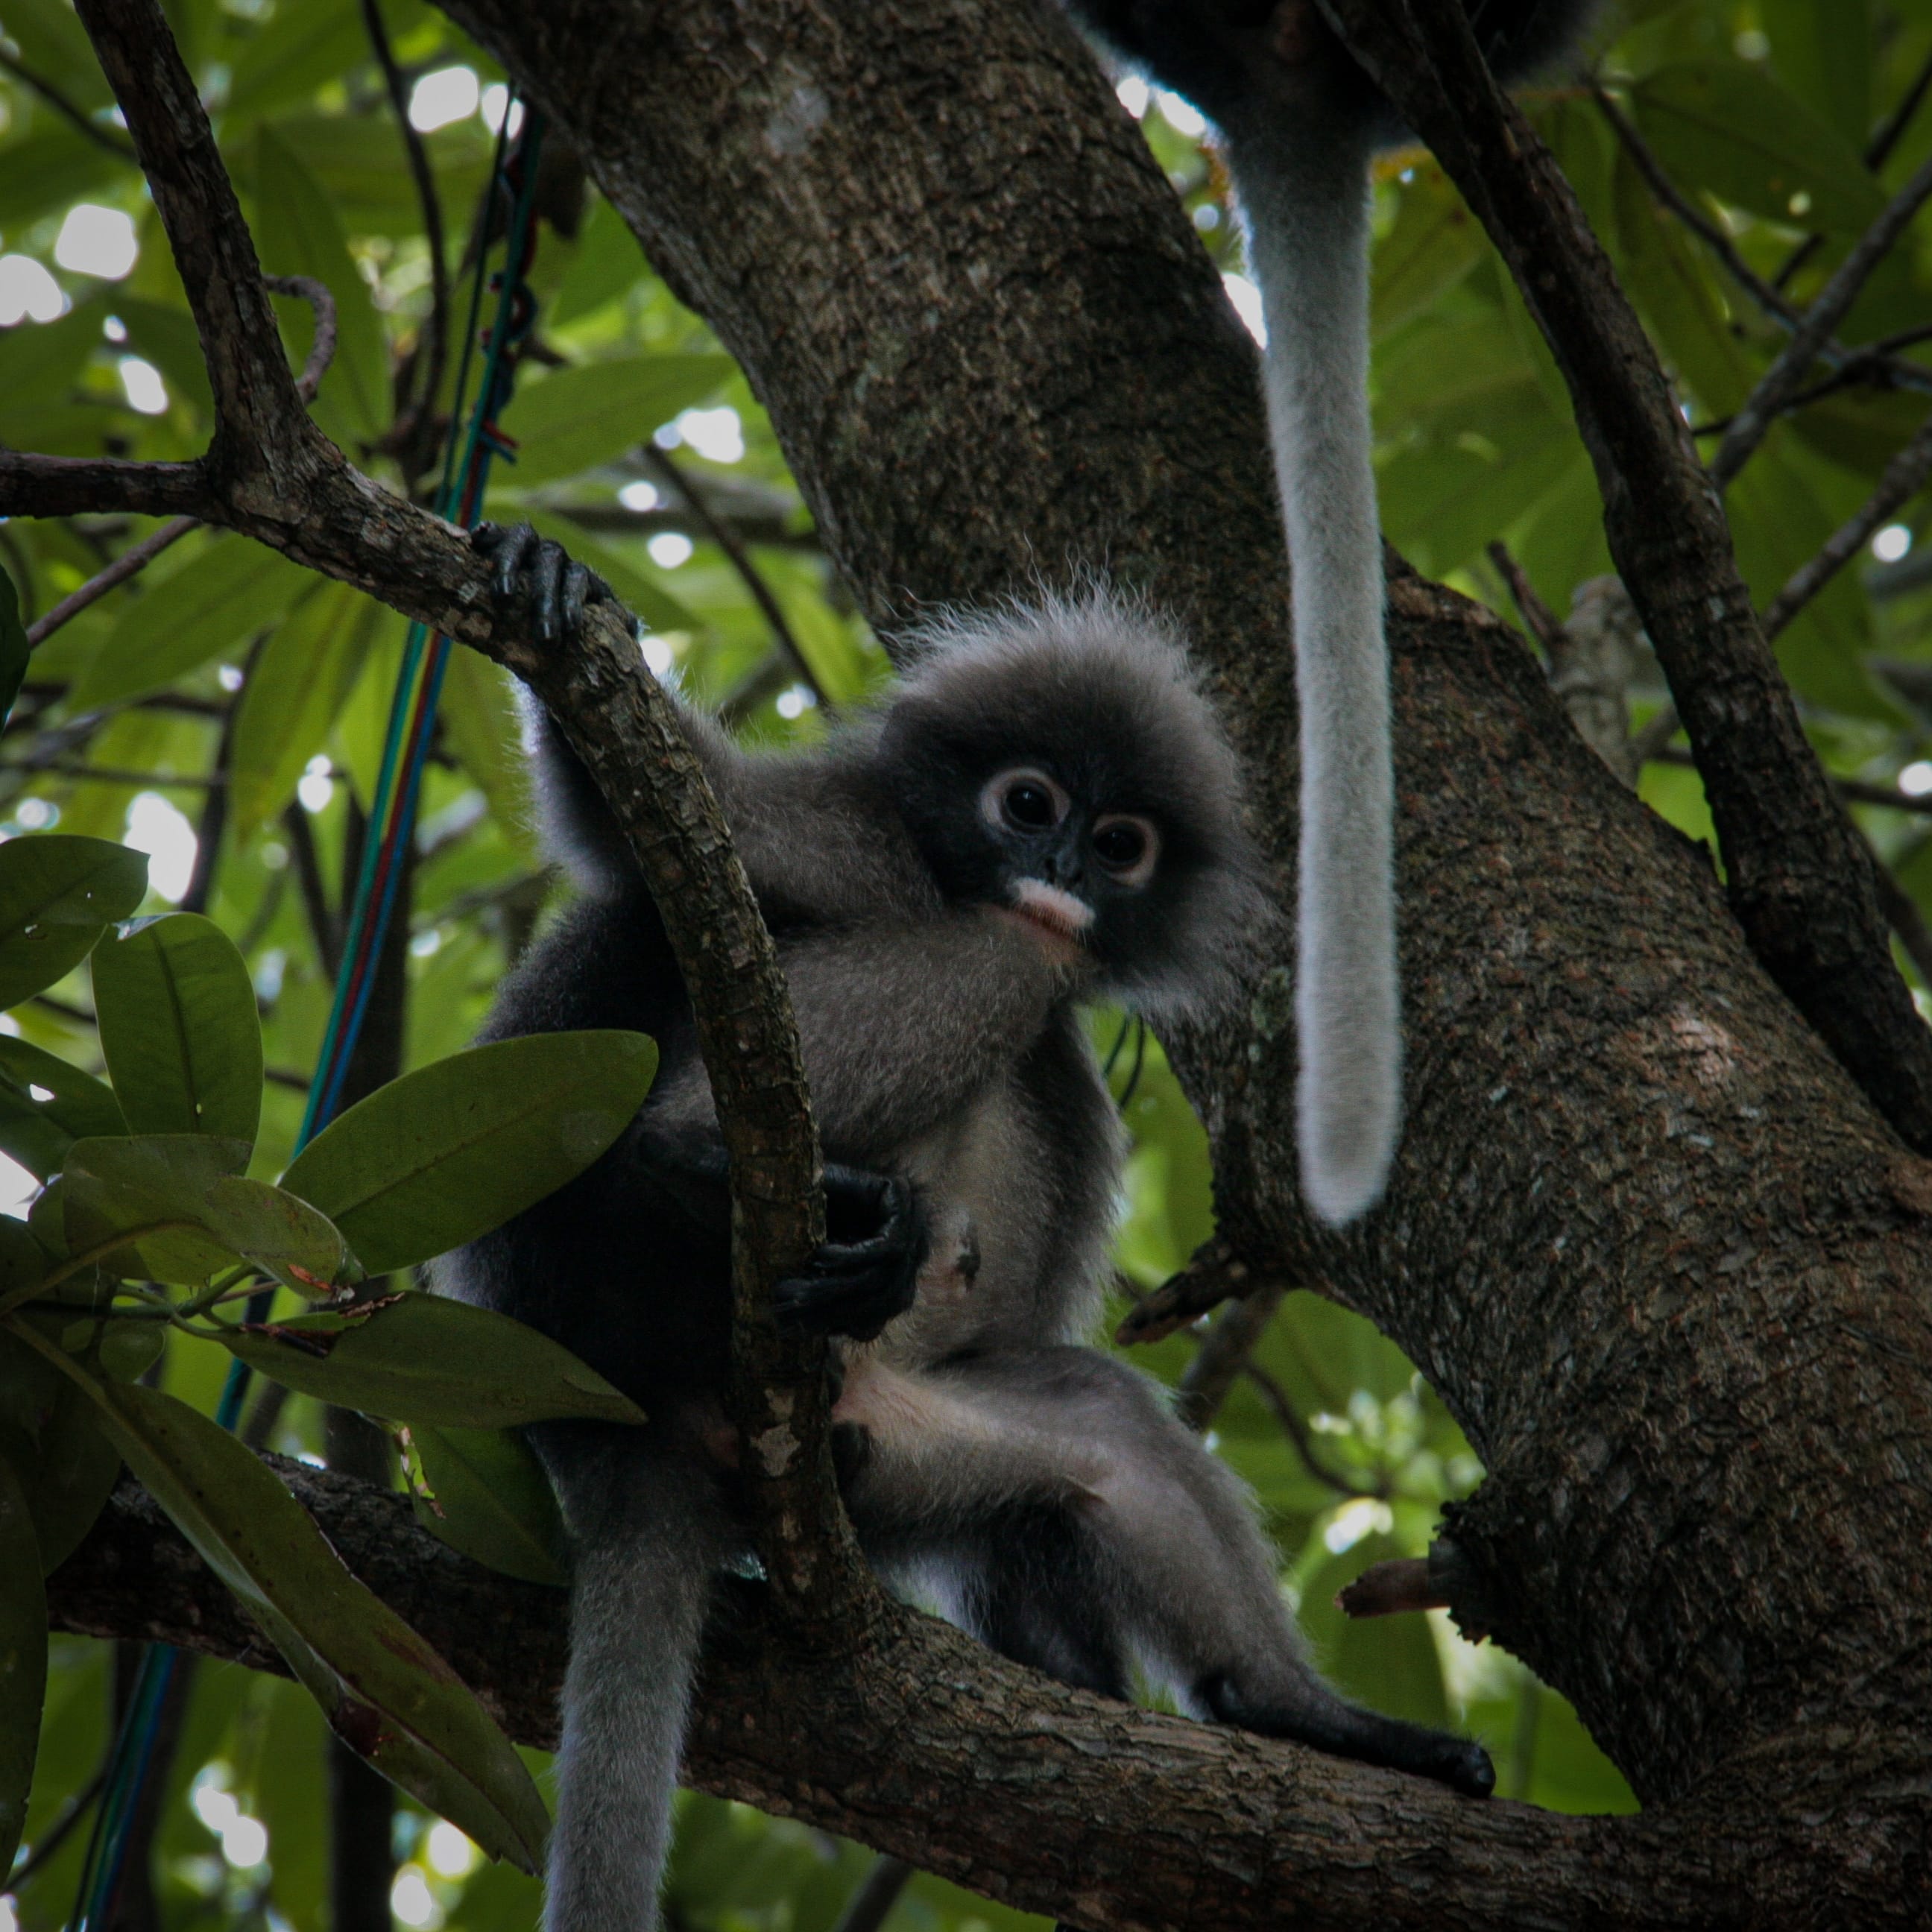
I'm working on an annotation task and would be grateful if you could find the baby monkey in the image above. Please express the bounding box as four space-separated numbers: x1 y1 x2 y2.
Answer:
445 523 1494 1932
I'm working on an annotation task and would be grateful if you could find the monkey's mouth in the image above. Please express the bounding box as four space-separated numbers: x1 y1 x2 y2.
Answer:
1011 880 1093 942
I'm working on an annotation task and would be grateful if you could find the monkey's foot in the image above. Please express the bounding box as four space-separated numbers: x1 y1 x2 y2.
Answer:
472 519 617 645
773 1165 928 1343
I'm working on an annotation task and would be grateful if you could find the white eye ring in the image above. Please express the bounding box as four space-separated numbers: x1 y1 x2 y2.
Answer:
980 768 1069 833
1092 813 1159 887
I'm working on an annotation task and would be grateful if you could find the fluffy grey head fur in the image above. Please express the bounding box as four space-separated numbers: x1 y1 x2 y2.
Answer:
876 589 1272 1023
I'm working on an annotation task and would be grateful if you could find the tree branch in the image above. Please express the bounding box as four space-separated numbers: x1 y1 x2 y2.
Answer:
51 0 859 1615
40 1467 1858 1932
1319 0 1932 1161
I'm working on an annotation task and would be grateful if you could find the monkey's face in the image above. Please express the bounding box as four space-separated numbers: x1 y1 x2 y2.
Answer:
975 763 1161 956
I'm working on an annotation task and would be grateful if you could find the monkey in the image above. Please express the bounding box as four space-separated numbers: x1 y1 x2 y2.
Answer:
442 524 1494 1932
1058 0 1597 1225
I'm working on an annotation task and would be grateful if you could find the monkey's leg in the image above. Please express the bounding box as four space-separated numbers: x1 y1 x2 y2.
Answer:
532 1424 737 1932
1066 1356 1493 1796
900 1351 1494 1797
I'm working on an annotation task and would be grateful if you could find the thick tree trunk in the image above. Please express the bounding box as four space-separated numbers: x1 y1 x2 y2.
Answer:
421 0 1932 1887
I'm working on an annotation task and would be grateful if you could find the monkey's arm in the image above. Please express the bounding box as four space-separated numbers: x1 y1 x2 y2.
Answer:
644 909 1080 1165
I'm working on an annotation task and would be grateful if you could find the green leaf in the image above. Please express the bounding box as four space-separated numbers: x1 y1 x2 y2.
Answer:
0 1322 119 1572
253 122 392 449
93 914 264 1143
0 561 29 731
51 1371 550 1871
1371 165 1483 341
0 299 105 446
0 835 148 1012
1632 60 1884 236
415 647 534 862
281 1031 659 1273
229 578 381 837
111 295 216 421
218 1290 645 1427
69 533 309 712
60 1137 354 1293
0 1036 127 1180
1761 0 1871 149
225 0 367 123
409 1422 570 1587
410 1421 570 1585
497 355 733 487
0 1450 47 1878
62 1134 254 1284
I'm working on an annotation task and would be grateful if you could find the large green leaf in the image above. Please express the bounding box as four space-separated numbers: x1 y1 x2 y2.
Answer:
0 1036 127 1180
497 355 733 487
62 1136 355 1292
0 835 148 1013
229 579 380 837
253 122 392 449
408 1422 571 1587
1761 0 1871 149
280 1031 659 1273
225 0 367 123
218 1290 645 1427
93 914 264 1143
69 534 309 712
1632 60 1884 236
0 561 28 732
1371 165 1483 341
0 1450 46 1879
0 1325 119 1573
43 1368 549 1871
1301 1530 1450 1731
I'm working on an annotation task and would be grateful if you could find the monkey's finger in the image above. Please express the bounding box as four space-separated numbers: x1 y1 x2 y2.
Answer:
531 540 567 643
477 519 537 603
561 561 596 637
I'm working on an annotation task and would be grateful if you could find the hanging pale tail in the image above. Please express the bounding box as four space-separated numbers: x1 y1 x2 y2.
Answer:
1229 113 1400 1226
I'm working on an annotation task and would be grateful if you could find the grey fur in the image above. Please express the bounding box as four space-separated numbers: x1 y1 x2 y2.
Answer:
450 588 1487 1932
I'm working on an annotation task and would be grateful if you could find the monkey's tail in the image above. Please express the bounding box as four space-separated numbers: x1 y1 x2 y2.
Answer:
537 1430 733 1932
1229 115 1401 1226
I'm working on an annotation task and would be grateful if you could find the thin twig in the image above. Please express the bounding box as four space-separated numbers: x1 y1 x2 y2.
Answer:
1774 42 1932 294
0 48 135 157
1242 1361 1377 1498
262 273 339 403
282 800 342 982
1593 84 1932 402
359 0 448 449
1114 1237 1287 1346
1485 539 1563 649
5 1768 110 1888
22 517 198 648
1761 408 1932 639
0 760 222 786
1713 151 1932 486
646 444 825 705
830 1857 915 1932
1871 847 1932 992
1174 1281 1286 1432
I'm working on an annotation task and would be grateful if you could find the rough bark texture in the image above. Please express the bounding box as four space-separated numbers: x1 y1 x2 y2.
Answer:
10 0 1932 1919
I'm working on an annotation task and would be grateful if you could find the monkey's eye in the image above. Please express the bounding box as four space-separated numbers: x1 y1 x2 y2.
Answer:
982 768 1068 836
1092 814 1159 886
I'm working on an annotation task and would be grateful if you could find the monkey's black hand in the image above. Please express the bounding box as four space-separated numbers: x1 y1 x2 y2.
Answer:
472 520 619 646
772 1166 926 1343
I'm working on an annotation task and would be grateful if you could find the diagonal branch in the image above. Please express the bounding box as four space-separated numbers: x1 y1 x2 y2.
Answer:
1318 0 1932 1161
48 0 859 1616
